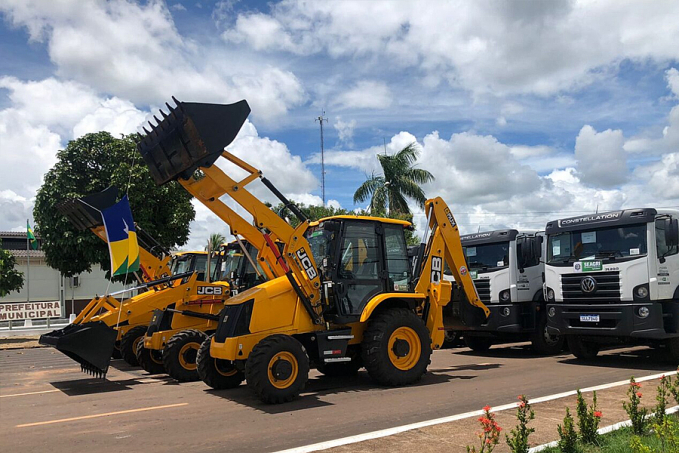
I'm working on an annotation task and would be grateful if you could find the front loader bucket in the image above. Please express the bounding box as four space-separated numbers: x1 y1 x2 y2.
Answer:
39 321 117 377
56 186 119 230
137 97 251 185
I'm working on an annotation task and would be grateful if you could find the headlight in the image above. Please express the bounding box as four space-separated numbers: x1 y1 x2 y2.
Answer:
636 286 649 299
548 307 556 318
638 306 650 318
547 288 555 301
499 290 511 303
501 307 511 317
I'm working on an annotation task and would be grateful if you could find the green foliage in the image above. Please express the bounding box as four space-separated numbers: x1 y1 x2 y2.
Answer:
624 377 649 435
631 416 679 453
670 371 679 405
273 202 352 228
557 407 579 453
0 240 24 296
576 390 602 445
33 132 195 276
654 375 670 426
506 395 536 453
206 233 227 251
353 142 434 215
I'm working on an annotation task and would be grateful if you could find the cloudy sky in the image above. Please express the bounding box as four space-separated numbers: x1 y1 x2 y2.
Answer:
1 0 678 251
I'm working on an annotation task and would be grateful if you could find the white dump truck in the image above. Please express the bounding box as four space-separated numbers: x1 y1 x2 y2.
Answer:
444 229 564 354
544 208 679 359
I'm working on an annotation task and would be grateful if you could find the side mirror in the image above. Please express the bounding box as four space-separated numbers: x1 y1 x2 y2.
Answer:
666 218 679 248
532 236 543 260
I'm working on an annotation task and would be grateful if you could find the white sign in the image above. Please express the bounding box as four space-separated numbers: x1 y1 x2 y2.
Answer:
581 231 596 244
630 248 640 255
467 247 477 257
552 240 561 255
0 301 62 321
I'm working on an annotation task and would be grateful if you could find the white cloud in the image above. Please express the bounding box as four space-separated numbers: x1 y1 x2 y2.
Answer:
667 68 679 98
219 0 679 96
170 3 187 12
0 0 306 123
0 190 36 231
575 125 628 188
334 81 392 110
334 116 356 145
73 98 147 138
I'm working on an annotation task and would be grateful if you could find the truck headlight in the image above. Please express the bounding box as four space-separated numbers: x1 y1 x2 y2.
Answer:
636 286 648 299
501 307 511 317
638 306 650 318
547 288 555 301
548 307 556 318
499 290 511 303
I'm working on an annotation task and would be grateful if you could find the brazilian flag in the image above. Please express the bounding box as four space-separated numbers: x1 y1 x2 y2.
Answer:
27 221 38 250
101 195 140 276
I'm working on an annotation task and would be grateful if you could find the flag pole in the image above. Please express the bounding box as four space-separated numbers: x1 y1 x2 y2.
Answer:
26 219 30 328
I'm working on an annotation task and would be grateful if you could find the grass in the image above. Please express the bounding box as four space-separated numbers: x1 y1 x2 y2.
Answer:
541 415 678 453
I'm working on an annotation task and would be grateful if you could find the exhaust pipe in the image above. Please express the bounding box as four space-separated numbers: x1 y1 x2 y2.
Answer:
137 97 251 186
39 322 117 378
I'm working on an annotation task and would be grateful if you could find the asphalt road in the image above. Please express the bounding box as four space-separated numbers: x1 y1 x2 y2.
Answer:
1 344 676 453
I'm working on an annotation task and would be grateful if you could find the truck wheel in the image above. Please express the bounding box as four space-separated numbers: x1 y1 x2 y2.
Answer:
531 314 564 355
362 308 432 386
135 339 165 374
442 331 459 349
119 326 148 367
464 335 493 352
245 335 310 404
567 336 600 360
163 329 208 382
196 334 244 390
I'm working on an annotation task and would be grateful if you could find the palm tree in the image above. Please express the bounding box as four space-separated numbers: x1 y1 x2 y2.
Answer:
353 143 434 215
205 233 226 251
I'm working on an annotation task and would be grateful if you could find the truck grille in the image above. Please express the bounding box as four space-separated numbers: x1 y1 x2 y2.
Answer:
473 279 491 304
561 271 621 303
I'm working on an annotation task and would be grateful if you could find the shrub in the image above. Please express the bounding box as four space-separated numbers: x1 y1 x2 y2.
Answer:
624 377 649 435
557 407 578 453
467 405 502 453
575 390 601 445
654 375 670 425
506 395 536 453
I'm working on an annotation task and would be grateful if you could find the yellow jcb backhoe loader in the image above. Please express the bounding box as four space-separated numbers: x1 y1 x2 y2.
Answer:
137 97 490 403
38 190 224 377
137 239 271 381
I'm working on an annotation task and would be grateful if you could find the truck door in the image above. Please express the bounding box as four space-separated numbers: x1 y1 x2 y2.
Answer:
655 217 679 300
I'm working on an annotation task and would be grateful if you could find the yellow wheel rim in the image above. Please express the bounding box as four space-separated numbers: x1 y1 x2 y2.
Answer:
132 336 143 354
388 327 421 371
267 351 298 389
214 359 238 377
178 342 201 371
150 349 163 364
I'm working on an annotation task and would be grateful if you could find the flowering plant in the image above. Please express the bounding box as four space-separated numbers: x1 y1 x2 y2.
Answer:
506 395 535 453
624 377 648 435
467 406 502 453
576 389 601 444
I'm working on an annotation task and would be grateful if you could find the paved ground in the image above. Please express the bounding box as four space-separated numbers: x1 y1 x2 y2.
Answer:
1 343 676 453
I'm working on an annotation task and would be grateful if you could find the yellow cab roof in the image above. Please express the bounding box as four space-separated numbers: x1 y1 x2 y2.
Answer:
174 250 207 256
316 215 412 228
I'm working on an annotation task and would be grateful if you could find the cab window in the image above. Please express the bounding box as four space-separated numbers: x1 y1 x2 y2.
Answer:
339 224 379 279
656 218 679 258
384 225 410 291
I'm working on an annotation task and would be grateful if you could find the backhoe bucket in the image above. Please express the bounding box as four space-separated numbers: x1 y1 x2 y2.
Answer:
137 97 251 185
57 187 118 230
39 321 117 377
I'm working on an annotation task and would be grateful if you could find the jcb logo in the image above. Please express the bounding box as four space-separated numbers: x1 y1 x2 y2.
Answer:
197 286 223 295
444 207 456 228
296 248 318 280
431 256 442 285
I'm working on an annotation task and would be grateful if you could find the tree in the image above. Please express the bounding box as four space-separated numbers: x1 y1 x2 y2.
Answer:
34 132 195 277
0 240 24 296
206 233 227 251
272 202 352 228
353 142 434 216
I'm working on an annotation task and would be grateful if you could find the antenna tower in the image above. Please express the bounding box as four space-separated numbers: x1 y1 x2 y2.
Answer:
315 112 328 204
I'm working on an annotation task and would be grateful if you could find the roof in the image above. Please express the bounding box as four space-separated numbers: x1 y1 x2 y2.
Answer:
317 215 412 227
8 250 45 258
0 231 41 239
174 250 208 256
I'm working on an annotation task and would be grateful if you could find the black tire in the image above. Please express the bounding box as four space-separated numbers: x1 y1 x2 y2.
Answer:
464 335 493 352
112 346 122 359
196 334 244 390
119 326 147 367
567 336 600 360
163 329 208 382
135 338 165 374
362 308 432 386
531 313 565 355
245 335 310 404
441 331 459 349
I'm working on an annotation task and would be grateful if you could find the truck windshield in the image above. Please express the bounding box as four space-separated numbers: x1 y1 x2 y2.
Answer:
463 242 510 272
547 224 647 264
171 255 191 275
215 249 245 281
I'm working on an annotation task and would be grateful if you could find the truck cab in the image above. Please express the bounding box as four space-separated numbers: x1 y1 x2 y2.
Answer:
445 229 562 354
544 208 679 359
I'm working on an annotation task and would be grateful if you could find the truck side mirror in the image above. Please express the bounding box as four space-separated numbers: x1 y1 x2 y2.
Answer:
666 218 679 248
532 236 543 260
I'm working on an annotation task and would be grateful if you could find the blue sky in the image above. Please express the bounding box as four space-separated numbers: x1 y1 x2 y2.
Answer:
1 0 679 250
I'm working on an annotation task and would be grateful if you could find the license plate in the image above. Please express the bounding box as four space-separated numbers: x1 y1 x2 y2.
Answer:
580 315 600 323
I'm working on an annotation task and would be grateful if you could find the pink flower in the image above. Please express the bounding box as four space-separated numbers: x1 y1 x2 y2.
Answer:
637 392 642 398
483 405 491 412
594 411 602 418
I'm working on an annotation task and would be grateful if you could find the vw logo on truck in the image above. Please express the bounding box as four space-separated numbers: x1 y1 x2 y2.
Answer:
580 276 597 293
